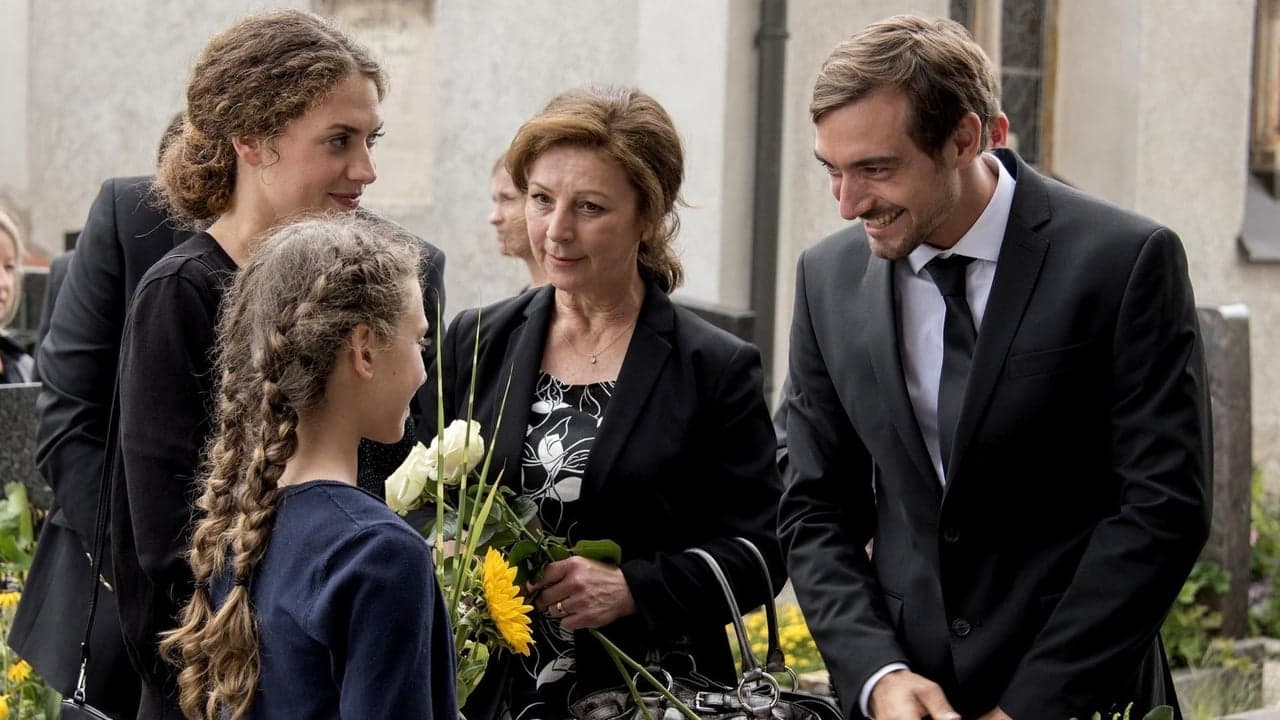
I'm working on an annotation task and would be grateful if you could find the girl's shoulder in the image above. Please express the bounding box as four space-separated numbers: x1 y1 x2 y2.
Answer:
276 480 427 556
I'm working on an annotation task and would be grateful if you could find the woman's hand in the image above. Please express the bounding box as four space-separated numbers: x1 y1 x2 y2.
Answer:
529 556 636 631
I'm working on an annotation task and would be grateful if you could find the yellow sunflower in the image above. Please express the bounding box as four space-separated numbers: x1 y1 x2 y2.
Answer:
5 660 30 683
0 592 19 610
481 548 533 656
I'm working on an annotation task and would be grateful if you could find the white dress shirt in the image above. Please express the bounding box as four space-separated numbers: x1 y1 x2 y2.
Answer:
858 154 1016 718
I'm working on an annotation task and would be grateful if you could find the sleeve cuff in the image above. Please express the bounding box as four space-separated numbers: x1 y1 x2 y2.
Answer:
860 663 910 718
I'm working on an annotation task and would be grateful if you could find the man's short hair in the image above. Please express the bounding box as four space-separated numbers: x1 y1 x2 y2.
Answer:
811 15 1000 157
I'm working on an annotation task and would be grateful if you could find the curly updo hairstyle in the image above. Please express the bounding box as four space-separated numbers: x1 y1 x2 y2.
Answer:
505 84 686 293
157 9 386 225
160 213 420 720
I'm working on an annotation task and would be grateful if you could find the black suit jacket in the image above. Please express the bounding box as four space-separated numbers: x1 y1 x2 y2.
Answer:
10 176 184 715
436 282 784 718
778 150 1212 719
31 250 73 380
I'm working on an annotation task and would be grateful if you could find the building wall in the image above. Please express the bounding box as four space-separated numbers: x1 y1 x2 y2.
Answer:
1055 0 1280 485
24 0 310 255
12 0 759 320
0 0 30 216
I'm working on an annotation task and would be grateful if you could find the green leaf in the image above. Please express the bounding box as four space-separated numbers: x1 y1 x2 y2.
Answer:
507 540 541 567
455 641 490 708
1141 707 1173 720
0 533 31 566
571 539 622 565
510 495 538 526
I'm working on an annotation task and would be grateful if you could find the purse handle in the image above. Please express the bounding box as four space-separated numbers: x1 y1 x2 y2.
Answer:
686 545 784 714
731 536 789 676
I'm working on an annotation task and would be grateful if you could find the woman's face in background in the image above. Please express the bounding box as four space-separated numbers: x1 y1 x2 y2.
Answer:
489 167 530 259
0 231 16 321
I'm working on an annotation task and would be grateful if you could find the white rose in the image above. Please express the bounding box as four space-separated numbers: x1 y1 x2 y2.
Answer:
386 441 430 514
426 419 486 486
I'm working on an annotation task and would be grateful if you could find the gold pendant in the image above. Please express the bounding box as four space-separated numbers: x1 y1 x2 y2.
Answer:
590 354 598 365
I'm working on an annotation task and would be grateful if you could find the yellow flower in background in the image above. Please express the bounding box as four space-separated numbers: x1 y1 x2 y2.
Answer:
0 693 9 720
481 548 533 655
6 660 30 683
0 592 19 610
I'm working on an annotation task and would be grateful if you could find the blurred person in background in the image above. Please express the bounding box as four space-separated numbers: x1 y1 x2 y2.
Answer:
0 208 33 384
490 152 546 289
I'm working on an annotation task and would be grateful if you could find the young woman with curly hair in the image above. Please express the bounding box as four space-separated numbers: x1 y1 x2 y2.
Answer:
110 10 446 717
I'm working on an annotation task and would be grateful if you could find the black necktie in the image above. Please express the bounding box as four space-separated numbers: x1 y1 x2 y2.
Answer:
925 254 976 475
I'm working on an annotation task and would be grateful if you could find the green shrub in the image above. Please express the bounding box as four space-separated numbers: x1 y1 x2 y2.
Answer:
1161 560 1230 669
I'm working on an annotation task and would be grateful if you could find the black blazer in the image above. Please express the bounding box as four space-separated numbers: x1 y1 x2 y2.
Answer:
32 250 73 376
436 282 785 717
778 150 1212 719
10 176 185 715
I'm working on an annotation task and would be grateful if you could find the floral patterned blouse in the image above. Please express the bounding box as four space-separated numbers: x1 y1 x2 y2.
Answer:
508 371 615 720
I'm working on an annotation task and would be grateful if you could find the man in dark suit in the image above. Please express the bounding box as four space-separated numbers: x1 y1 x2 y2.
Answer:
777 16 1211 720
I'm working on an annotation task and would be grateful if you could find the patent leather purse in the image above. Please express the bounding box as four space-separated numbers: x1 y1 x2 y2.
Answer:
568 538 843 720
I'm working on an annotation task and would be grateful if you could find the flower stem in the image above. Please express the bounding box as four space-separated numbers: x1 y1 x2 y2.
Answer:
604 639 654 720
589 630 699 720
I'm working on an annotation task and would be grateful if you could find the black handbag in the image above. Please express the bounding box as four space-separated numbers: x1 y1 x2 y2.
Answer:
569 538 843 720
59 395 120 720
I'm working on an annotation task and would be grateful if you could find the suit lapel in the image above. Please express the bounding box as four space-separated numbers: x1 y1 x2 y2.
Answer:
584 283 673 496
945 151 1050 491
861 255 940 499
487 289 553 489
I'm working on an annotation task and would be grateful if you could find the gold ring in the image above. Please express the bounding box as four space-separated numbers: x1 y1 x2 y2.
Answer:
556 600 565 615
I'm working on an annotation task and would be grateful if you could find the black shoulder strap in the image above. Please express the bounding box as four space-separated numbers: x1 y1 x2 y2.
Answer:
73 386 120 704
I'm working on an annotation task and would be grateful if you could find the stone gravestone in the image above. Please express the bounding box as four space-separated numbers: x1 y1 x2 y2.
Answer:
1198 304 1252 637
0 383 50 511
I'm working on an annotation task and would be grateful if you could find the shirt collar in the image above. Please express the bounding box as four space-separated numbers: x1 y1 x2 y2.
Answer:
906 153 1016 274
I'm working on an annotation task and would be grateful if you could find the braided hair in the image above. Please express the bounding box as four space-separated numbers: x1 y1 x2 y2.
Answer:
160 213 419 720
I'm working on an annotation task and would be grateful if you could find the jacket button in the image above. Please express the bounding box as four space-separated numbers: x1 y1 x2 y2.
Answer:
951 618 972 637
942 527 960 543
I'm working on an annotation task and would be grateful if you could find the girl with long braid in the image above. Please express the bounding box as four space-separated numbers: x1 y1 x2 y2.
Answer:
161 215 456 719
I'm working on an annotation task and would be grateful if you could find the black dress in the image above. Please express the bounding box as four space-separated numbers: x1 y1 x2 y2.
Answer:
509 372 615 719
112 231 235 718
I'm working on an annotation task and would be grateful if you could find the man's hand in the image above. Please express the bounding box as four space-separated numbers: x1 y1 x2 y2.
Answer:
976 709 1012 720
869 670 960 720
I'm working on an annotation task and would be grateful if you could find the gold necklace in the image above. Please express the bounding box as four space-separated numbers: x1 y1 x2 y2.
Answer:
566 321 635 365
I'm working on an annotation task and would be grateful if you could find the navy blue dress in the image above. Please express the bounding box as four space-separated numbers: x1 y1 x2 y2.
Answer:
212 480 456 719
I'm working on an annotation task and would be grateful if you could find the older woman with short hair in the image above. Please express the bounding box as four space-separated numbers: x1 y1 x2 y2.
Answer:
436 84 784 720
